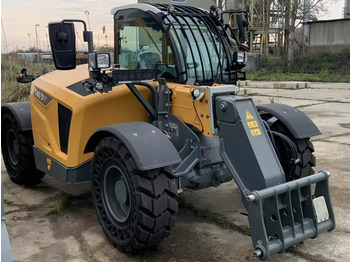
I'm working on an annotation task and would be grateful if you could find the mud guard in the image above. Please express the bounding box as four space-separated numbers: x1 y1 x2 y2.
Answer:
1 102 32 132
85 122 181 171
256 104 321 139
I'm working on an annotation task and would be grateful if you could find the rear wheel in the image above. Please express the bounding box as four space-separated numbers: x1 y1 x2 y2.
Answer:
260 113 316 181
1 110 45 185
91 137 178 252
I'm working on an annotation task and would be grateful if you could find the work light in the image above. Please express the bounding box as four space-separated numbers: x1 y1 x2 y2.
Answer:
234 51 247 63
89 53 111 70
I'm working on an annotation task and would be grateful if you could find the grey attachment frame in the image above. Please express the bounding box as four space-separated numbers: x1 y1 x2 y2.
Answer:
214 95 335 260
248 171 335 260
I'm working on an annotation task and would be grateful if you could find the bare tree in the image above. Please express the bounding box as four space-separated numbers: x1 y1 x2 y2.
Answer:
287 0 327 63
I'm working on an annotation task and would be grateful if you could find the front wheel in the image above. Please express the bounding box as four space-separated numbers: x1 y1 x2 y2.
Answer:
260 113 316 181
91 137 178 252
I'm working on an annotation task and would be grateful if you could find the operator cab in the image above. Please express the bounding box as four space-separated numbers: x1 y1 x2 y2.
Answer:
113 4 247 85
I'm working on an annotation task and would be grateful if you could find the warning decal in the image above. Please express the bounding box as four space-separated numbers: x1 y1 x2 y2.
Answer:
245 110 261 136
193 116 201 126
247 121 258 129
246 110 254 120
250 128 262 136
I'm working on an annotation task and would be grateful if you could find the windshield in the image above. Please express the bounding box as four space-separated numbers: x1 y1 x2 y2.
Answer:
115 13 178 80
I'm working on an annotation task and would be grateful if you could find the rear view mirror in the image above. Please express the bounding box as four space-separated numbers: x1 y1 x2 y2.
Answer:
16 68 38 83
48 22 76 70
236 13 248 43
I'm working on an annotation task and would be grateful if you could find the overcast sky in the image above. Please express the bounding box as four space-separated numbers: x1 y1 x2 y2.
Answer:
1 0 345 52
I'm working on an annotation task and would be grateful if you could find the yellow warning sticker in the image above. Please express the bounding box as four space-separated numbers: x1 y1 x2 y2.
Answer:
193 116 201 126
246 110 254 120
250 128 262 136
247 121 258 129
46 158 52 170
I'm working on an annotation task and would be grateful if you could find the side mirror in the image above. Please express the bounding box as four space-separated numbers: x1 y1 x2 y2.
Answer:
236 13 249 43
48 22 76 70
16 68 38 83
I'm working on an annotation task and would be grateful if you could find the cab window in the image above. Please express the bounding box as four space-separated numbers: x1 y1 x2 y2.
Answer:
115 11 177 80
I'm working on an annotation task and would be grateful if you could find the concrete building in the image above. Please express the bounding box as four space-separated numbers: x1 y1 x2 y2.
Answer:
306 19 350 53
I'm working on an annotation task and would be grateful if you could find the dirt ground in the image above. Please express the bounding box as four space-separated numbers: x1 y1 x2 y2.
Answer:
2 81 350 262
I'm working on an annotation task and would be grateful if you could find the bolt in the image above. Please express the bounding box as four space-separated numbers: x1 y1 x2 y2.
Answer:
165 103 170 107
254 248 263 258
206 115 209 119
219 102 227 111
165 114 168 118
133 133 138 136
247 194 256 202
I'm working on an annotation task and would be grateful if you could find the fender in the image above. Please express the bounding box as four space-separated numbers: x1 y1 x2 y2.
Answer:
257 104 321 139
85 122 181 171
1 102 32 132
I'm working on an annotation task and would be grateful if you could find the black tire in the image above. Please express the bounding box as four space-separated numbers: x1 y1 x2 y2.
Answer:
1 110 45 185
260 113 316 181
293 139 316 179
91 137 178 252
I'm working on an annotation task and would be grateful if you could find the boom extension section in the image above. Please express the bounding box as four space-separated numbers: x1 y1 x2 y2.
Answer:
215 96 335 260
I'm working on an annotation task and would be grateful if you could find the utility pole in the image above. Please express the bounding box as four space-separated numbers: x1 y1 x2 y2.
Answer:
1 18 8 51
84 10 91 30
35 24 40 62
28 33 31 50
46 34 49 51
303 0 310 44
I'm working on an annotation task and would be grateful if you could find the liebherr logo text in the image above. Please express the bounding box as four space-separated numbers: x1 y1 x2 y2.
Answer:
34 88 52 105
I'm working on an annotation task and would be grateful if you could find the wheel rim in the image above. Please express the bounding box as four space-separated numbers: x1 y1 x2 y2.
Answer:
103 165 131 223
7 129 19 166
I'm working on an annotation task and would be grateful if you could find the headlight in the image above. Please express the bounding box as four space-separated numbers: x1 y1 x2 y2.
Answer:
89 53 111 70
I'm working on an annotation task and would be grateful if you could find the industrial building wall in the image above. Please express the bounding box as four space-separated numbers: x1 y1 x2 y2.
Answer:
138 0 217 11
309 19 350 46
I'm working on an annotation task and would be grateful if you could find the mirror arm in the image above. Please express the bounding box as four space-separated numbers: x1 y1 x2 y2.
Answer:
61 19 94 52
61 19 87 31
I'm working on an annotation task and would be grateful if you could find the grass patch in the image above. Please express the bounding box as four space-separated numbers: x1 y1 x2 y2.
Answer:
178 196 250 236
247 70 350 83
40 193 71 216
250 48 350 83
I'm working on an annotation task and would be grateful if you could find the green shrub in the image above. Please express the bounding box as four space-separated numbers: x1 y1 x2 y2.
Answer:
253 48 350 82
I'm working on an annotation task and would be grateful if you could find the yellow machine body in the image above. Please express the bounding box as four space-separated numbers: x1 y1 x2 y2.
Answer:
30 65 212 169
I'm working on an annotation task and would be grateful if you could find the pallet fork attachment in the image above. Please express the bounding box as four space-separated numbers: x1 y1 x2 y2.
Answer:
215 96 335 260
